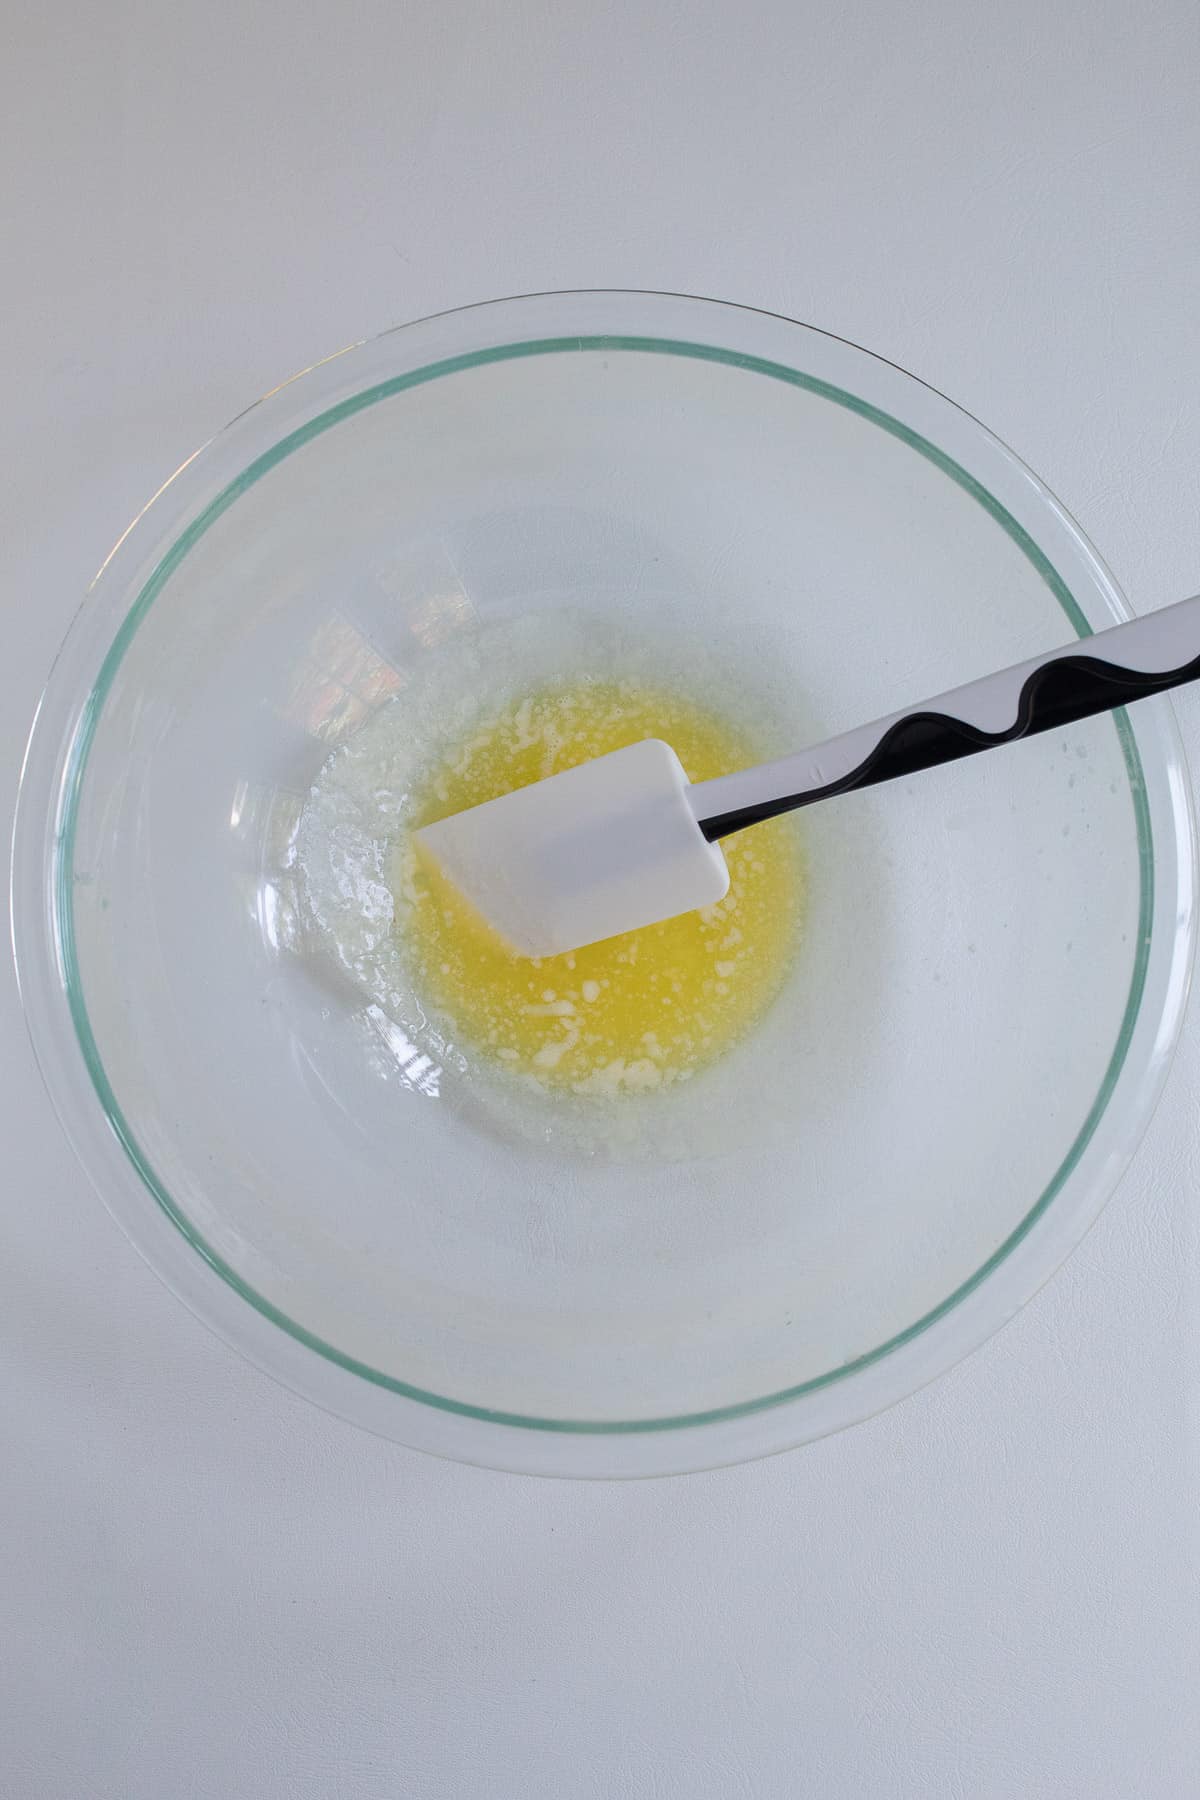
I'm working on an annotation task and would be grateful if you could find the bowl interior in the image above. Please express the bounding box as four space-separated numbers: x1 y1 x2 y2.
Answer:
54 321 1156 1432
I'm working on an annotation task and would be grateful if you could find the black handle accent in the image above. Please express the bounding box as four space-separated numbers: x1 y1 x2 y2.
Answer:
700 651 1200 841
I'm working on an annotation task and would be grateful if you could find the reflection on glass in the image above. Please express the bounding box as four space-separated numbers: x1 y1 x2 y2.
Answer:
364 1002 441 1096
371 536 479 652
402 585 478 649
228 784 306 957
228 783 304 859
255 879 302 955
279 611 406 743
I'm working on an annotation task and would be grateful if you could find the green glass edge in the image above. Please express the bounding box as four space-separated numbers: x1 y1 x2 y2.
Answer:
55 333 1154 1436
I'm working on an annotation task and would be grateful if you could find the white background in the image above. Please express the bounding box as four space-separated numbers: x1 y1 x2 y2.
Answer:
4 2 1199 1794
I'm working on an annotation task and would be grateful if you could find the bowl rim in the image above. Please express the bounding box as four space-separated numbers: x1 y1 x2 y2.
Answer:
11 289 1197 1476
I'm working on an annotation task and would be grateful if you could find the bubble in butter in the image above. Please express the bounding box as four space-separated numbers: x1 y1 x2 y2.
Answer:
392 682 803 1095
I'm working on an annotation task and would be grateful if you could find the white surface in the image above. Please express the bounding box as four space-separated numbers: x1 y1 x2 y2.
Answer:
3 0 1198 1793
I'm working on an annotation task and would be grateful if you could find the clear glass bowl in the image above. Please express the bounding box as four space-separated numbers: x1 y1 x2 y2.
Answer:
11 292 1196 1476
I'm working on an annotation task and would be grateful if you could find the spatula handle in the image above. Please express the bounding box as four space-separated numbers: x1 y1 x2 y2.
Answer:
691 592 1200 841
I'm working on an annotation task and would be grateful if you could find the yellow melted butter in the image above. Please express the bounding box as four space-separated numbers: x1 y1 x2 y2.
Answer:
392 682 803 1094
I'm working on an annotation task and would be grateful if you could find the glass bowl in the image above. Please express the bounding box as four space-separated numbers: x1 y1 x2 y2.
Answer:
11 292 1195 1476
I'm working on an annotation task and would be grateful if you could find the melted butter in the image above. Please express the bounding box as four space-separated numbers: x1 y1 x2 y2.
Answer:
392 681 803 1094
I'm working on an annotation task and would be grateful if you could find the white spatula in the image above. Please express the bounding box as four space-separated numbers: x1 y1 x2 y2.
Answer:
417 592 1200 957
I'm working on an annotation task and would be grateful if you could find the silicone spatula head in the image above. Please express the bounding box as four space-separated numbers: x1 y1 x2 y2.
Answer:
415 738 730 957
